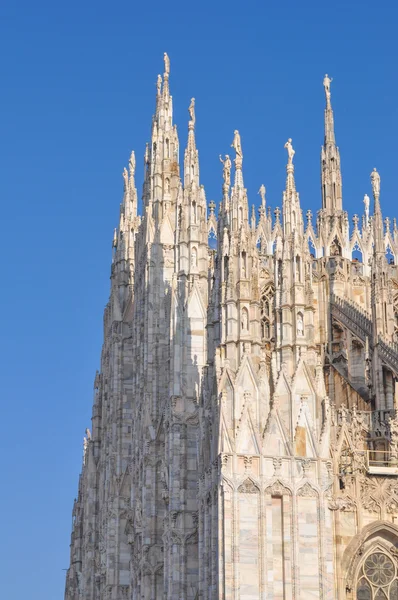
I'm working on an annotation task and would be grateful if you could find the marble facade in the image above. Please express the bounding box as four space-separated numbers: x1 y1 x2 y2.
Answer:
65 55 398 600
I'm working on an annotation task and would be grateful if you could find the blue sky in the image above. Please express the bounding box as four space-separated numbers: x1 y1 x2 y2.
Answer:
0 1 397 598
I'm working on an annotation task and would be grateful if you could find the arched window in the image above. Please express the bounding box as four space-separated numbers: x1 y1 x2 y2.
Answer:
241 251 247 278
260 284 275 342
296 255 301 282
356 551 398 599
192 200 197 223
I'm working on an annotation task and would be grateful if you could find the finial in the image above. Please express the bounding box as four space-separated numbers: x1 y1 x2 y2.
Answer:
112 228 118 248
323 74 333 103
352 214 359 229
284 138 295 166
370 168 381 198
306 209 313 225
156 74 162 95
274 207 281 224
258 184 266 211
188 98 195 127
163 52 170 76
209 200 216 215
129 151 136 177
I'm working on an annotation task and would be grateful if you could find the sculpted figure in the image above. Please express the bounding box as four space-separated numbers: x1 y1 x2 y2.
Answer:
258 184 266 210
188 97 195 125
284 138 295 165
122 167 128 188
85 428 91 440
191 247 197 268
297 313 304 336
363 193 370 213
219 154 231 187
241 309 248 331
371 167 380 196
323 74 333 99
164 52 170 75
129 150 135 176
156 74 161 94
83 437 88 460
231 129 243 158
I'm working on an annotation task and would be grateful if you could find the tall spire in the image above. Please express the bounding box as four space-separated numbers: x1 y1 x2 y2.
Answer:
231 130 244 189
371 168 384 255
230 130 249 231
321 74 343 213
184 98 199 188
283 138 303 236
149 53 180 225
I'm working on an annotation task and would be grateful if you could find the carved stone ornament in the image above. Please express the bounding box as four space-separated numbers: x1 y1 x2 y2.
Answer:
238 478 259 494
264 479 291 497
328 495 356 511
296 482 318 497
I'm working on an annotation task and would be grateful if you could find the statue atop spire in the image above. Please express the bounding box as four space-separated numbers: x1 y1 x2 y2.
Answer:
323 74 333 104
284 138 295 166
231 129 243 184
129 150 136 178
371 168 381 198
321 74 342 213
364 193 370 226
188 98 196 127
219 154 231 188
164 52 170 77
258 184 266 212
231 130 243 160
122 167 128 190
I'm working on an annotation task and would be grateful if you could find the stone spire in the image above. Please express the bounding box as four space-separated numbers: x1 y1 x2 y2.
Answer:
184 97 199 189
231 129 244 189
149 53 180 225
321 74 343 213
371 168 383 254
371 167 387 342
283 138 303 236
110 151 140 313
230 130 249 231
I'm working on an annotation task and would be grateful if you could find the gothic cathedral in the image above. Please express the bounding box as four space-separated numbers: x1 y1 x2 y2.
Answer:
65 56 398 600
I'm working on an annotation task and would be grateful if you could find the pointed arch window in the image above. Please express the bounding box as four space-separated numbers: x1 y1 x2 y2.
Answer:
355 551 398 599
260 284 275 342
296 255 301 282
192 200 197 224
241 251 247 278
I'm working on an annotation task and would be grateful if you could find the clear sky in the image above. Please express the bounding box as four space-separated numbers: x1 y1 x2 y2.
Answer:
0 1 397 598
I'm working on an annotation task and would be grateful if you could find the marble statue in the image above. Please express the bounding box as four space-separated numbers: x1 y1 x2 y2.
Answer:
219 154 231 187
371 167 381 196
284 138 295 165
231 129 243 158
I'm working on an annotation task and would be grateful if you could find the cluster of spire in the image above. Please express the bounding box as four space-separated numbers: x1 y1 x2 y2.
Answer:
111 53 393 277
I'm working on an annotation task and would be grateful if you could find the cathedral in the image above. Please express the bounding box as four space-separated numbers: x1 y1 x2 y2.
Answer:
65 55 398 600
